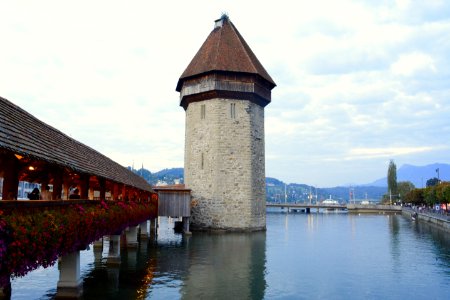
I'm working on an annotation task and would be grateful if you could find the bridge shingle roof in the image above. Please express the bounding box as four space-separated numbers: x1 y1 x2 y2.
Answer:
0 96 152 192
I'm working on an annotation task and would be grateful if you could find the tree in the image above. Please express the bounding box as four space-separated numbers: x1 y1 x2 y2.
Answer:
435 182 450 204
387 160 398 200
426 177 440 187
404 189 424 205
424 187 437 206
398 181 415 201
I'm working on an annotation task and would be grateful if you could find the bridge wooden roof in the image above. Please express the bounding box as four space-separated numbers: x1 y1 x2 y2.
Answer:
176 15 276 92
0 96 152 192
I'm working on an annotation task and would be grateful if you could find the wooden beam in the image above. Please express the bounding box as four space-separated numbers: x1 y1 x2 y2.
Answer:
1 153 19 200
79 174 90 200
122 185 127 201
52 167 63 200
99 178 106 201
113 183 120 201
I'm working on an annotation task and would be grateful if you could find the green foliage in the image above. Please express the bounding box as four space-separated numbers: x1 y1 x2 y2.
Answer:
398 181 415 199
387 160 398 195
426 177 440 187
404 189 424 205
404 182 450 205
423 187 437 205
435 183 450 203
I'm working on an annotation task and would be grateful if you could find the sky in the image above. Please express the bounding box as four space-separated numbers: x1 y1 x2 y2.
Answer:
1 0 449 187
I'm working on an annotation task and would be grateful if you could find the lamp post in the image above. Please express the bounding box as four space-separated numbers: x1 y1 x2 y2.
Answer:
389 189 401 205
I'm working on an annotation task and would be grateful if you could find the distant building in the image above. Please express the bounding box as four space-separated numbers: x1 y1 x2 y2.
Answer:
155 180 168 187
177 15 276 231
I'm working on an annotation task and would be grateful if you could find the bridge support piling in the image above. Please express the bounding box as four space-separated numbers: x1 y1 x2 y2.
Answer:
139 220 149 240
126 226 138 248
306 207 310 214
93 238 103 249
0 277 11 299
183 217 191 234
56 251 83 298
93 242 103 264
150 218 157 234
126 248 137 271
107 235 121 266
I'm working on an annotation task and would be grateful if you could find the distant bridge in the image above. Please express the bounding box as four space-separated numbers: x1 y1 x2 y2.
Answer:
266 202 347 210
266 203 402 213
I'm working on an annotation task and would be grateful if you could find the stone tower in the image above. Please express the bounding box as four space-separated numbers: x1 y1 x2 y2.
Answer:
176 15 276 231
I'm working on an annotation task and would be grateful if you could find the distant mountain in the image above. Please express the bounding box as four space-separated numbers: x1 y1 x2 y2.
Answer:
153 168 184 178
368 163 450 188
129 167 184 185
131 167 386 202
266 177 284 186
265 178 384 203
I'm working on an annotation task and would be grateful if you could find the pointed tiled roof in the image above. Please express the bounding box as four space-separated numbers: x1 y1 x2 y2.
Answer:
176 15 276 91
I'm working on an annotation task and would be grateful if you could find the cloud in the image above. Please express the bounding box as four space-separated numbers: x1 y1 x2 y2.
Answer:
1 0 449 187
346 146 435 159
390 52 436 76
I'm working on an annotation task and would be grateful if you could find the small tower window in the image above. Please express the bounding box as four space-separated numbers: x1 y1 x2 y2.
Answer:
230 103 236 119
201 104 206 119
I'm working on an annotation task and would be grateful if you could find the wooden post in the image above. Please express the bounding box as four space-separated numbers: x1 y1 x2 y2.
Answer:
122 185 127 201
93 240 103 264
79 174 89 200
126 226 138 248
62 170 71 200
139 221 149 239
107 235 121 266
150 218 158 232
183 217 191 234
52 170 63 200
99 178 106 201
0 277 11 298
1 154 19 200
113 183 120 201
93 238 103 249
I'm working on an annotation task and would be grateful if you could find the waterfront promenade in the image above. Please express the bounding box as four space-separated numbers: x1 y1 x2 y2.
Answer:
402 206 450 231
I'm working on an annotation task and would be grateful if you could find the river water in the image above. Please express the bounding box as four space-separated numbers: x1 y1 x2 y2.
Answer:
10 210 450 299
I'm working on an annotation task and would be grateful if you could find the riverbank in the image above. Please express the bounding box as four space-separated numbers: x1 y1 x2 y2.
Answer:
402 207 450 231
347 204 402 213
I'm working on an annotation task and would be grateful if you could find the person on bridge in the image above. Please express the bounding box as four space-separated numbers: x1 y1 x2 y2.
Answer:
69 188 80 199
28 188 40 200
40 185 52 200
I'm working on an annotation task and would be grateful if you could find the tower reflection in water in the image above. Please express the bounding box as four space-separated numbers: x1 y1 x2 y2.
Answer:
180 231 266 300
81 218 267 300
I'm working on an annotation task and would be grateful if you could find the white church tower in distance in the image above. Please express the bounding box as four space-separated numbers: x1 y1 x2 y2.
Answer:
176 15 276 231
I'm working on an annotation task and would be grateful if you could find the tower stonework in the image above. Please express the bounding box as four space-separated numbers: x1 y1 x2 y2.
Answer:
176 15 276 231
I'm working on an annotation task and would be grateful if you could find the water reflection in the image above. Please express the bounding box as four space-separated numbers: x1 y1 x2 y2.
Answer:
82 219 267 300
411 219 450 272
180 232 266 300
8 213 450 299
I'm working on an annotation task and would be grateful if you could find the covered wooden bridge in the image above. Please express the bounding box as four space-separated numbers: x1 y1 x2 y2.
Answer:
0 96 158 297
0 96 152 201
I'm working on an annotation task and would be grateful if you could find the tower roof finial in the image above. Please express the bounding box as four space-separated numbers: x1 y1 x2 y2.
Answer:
215 13 229 28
